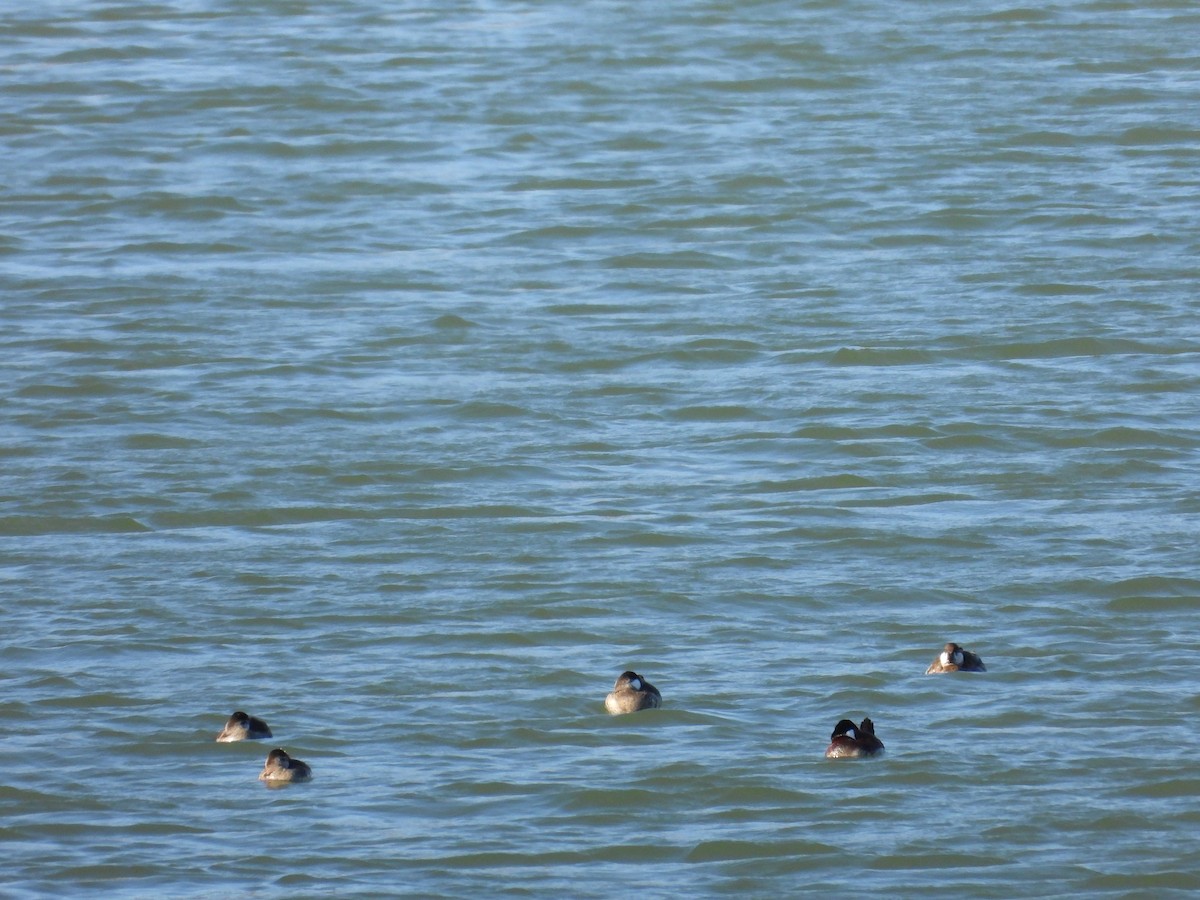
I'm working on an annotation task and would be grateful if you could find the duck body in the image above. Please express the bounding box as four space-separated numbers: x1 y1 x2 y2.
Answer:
925 642 986 674
259 748 312 783
824 717 885 758
604 670 662 715
216 710 273 742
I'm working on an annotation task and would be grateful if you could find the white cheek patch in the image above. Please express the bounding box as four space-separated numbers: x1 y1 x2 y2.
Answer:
939 652 952 666
629 678 641 690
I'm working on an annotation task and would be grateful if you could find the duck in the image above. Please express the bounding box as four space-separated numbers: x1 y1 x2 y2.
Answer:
925 642 986 674
604 670 662 715
215 710 272 742
824 717 885 758
258 748 313 783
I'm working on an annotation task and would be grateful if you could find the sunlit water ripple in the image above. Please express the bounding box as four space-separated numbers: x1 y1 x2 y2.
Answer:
2 0 1199 896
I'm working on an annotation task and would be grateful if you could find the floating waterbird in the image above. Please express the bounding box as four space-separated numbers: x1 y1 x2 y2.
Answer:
925 642 986 674
824 717 885 758
258 747 313 783
604 670 662 715
215 710 272 742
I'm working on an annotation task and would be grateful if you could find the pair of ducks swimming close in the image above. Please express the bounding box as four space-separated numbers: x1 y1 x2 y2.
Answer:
608 642 987 759
215 711 311 782
218 642 985 775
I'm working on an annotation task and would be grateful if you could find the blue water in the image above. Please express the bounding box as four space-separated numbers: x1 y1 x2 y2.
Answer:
2 1 1199 896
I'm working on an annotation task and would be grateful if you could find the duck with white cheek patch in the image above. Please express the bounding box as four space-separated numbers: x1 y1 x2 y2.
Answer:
604 670 662 715
824 717 885 759
925 641 987 674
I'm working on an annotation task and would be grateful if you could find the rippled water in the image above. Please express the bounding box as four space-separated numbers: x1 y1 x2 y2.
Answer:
3 0 1199 896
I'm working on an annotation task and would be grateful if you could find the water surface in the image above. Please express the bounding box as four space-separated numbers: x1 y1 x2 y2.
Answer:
2 0 1199 896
